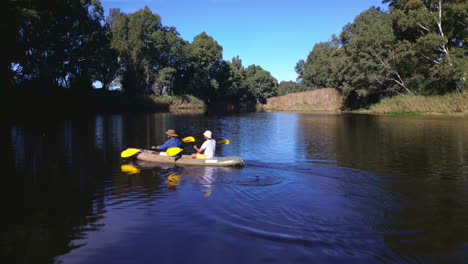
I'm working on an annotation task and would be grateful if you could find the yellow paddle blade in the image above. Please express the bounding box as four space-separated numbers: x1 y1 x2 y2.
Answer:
166 147 183 156
217 139 230 145
166 172 181 185
182 136 195 143
121 148 141 158
121 164 141 174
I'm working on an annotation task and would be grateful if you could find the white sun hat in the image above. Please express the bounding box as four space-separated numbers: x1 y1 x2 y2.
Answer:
203 130 212 139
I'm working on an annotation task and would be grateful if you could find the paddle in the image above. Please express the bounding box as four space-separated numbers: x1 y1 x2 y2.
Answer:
120 136 195 158
182 136 195 143
121 148 141 158
121 137 229 158
164 136 194 156
217 139 230 144
183 136 229 144
166 147 184 156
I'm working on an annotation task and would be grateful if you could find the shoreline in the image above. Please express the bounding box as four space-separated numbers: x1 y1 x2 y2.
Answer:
263 90 467 116
5 88 467 124
262 108 468 117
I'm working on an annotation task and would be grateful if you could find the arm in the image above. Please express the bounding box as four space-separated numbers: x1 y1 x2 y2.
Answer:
193 141 208 153
193 145 205 153
152 138 172 150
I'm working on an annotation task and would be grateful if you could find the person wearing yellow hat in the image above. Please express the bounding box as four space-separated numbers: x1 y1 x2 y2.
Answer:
190 130 216 159
151 129 183 156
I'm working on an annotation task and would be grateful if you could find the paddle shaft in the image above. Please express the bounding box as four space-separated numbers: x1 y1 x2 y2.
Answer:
121 137 226 158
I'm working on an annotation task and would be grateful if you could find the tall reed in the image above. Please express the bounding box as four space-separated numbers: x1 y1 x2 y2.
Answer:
369 91 468 114
265 88 343 111
150 95 205 109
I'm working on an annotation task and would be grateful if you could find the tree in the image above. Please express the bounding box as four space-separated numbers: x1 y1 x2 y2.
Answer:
123 7 163 94
301 35 342 90
186 32 224 102
338 7 401 106
384 0 467 93
154 67 176 95
8 0 110 90
277 81 306 96
108 6 188 95
211 56 246 102
244 65 278 103
295 59 305 83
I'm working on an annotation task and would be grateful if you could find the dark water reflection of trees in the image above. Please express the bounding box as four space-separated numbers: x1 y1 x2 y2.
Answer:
299 113 468 259
3 121 106 262
2 115 202 263
2 113 467 263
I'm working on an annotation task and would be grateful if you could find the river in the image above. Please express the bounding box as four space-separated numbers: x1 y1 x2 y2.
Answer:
2 112 467 263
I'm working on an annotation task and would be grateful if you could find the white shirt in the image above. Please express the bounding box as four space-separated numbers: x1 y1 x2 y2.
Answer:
201 139 216 158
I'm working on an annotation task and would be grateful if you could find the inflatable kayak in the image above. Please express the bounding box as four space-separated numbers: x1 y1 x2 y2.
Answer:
126 149 244 167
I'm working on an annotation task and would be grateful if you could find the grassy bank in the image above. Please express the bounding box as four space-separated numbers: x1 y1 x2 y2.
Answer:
264 88 343 112
263 88 467 116
367 91 468 115
149 94 205 110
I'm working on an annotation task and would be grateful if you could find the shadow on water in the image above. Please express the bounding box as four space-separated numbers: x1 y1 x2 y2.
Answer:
121 161 247 196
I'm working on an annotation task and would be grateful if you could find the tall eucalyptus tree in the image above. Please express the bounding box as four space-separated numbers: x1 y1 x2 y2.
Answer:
244 65 278 104
384 0 467 93
186 32 224 102
108 6 187 95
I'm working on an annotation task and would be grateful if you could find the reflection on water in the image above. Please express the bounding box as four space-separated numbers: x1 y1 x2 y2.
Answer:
122 162 223 197
2 113 467 263
120 164 141 174
333 114 467 181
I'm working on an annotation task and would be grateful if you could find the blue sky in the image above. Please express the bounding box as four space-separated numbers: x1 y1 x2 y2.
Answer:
100 0 388 82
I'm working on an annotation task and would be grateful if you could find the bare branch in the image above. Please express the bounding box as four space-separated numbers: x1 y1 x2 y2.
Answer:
370 50 413 95
417 23 431 33
423 0 452 66
394 71 413 95
422 54 439 64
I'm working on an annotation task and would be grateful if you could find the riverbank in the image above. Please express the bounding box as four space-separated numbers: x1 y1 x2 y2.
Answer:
6 87 466 124
365 91 468 115
3 88 206 123
263 88 467 116
4 87 268 124
149 94 205 111
264 88 343 112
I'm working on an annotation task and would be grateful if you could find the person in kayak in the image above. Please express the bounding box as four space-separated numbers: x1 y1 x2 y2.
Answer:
190 130 216 159
151 129 183 156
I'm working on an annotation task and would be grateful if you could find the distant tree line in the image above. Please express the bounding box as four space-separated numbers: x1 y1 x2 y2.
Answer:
4 0 466 110
296 0 466 108
4 1 278 105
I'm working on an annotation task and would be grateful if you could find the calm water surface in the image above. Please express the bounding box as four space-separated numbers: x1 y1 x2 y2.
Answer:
2 112 467 263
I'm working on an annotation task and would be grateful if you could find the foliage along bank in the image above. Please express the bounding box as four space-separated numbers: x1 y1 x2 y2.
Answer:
3 1 278 118
295 1 466 109
3 0 466 116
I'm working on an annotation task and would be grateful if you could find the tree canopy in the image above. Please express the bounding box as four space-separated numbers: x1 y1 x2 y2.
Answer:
5 2 279 107
296 2 466 109
6 0 112 90
5 0 466 111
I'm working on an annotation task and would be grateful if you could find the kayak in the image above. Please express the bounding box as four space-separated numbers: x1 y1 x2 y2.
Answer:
131 149 245 167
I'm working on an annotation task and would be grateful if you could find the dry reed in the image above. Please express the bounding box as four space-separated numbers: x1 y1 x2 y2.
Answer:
265 88 343 111
369 91 468 114
151 95 205 109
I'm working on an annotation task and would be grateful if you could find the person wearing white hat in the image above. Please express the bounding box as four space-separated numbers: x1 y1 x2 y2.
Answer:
190 130 216 159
